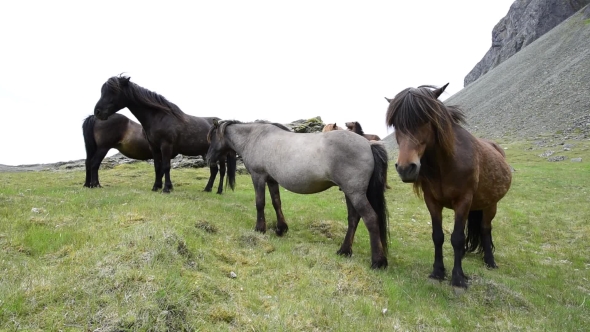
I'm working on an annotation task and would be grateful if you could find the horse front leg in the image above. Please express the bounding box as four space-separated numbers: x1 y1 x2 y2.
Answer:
450 197 472 288
161 144 173 193
203 164 218 192
348 193 387 269
425 194 445 280
267 180 288 236
151 148 163 191
337 194 361 257
251 174 267 233
216 158 226 195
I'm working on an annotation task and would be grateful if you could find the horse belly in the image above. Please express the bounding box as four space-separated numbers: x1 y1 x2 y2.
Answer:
278 177 334 194
472 154 512 209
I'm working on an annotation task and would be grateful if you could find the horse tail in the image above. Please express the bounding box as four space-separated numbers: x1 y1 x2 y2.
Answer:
465 210 486 253
225 151 237 191
367 143 389 252
82 115 97 158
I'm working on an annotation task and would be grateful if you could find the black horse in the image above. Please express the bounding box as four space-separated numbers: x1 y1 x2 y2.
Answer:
93 75 236 193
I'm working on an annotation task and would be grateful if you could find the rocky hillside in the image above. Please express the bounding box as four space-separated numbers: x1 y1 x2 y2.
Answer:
446 5 590 140
465 0 590 86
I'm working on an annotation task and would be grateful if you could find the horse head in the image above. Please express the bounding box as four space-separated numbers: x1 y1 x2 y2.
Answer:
94 75 131 120
385 83 461 183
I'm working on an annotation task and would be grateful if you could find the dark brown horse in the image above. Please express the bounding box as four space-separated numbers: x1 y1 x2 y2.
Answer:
345 121 381 141
385 83 512 288
82 114 229 193
93 75 236 193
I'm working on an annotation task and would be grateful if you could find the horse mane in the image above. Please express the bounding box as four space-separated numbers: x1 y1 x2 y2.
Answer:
207 120 291 143
385 85 465 157
253 119 292 132
351 122 364 135
106 75 185 121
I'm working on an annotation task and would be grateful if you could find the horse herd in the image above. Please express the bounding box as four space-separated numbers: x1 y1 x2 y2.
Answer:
89 75 512 289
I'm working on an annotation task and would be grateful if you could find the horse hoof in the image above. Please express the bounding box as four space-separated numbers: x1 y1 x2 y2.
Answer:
336 248 352 257
275 226 288 237
254 227 266 234
451 276 468 289
203 188 212 192
371 258 388 269
428 268 445 281
484 259 498 269
453 286 467 295
428 272 446 281
162 189 171 194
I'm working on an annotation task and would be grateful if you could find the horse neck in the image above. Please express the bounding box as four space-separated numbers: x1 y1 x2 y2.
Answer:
420 124 467 179
125 102 163 130
223 124 258 155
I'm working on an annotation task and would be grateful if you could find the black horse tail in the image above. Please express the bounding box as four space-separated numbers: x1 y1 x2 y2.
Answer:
82 115 97 158
367 143 389 253
465 210 489 253
225 151 237 191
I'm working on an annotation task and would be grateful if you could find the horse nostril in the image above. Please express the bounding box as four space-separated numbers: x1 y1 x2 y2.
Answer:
409 163 417 173
394 163 398 169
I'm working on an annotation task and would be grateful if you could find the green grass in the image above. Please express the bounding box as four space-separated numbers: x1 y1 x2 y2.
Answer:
1 139 589 331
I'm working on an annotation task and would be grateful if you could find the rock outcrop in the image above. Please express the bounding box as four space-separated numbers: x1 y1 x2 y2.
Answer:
446 5 590 139
464 0 590 86
285 116 325 133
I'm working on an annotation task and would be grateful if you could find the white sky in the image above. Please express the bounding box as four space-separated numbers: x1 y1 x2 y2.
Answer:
0 0 514 166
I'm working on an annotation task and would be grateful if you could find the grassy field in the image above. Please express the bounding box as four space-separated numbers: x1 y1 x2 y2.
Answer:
1 138 589 331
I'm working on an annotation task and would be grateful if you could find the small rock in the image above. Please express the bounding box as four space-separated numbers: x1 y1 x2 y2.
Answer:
571 158 582 162
539 150 554 158
31 208 41 213
229 271 237 279
548 156 566 162
382 308 388 315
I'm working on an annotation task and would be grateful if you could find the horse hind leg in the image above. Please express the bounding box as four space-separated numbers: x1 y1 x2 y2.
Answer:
88 147 109 188
267 180 288 236
347 193 387 269
337 195 361 257
481 205 498 268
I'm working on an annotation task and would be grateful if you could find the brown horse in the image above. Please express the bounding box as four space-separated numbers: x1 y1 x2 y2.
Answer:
345 121 381 141
84 112 231 193
322 123 342 132
385 83 512 288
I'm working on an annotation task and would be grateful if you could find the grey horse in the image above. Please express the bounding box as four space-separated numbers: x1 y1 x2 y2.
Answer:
206 120 390 268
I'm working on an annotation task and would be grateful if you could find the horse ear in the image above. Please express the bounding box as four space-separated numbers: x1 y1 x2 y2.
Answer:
213 119 219 127
433 83 449 98
384 97 392 103
121 76 131 86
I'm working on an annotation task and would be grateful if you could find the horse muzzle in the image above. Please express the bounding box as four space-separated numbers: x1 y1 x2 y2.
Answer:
94 109 109 120
395 162 420 183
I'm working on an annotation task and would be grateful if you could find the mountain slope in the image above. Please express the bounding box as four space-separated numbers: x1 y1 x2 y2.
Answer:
446 5 590 139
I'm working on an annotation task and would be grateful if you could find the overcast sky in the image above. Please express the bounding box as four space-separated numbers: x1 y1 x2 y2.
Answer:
0 0 514 166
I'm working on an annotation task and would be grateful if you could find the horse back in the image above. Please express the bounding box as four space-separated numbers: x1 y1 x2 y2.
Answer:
243 129 374 193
